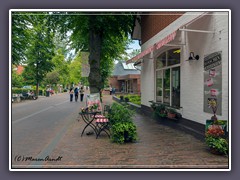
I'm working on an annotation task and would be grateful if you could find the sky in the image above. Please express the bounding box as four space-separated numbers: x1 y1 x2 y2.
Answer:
127 40 141 54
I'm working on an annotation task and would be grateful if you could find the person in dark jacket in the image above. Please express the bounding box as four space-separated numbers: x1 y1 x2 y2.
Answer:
74 87 79 102
69 88 74 102
80 86 85 102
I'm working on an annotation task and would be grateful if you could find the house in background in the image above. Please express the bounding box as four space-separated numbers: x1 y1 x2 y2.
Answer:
108 60 141 94
12 65 25 75
127 11 230 138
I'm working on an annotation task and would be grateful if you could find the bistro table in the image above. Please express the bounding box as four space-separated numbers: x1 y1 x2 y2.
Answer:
79 110 110 139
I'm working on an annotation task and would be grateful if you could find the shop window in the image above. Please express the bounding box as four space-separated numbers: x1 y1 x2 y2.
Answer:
156 48 180 107
156 70 163 102
172 67 180 107
168 49 181 66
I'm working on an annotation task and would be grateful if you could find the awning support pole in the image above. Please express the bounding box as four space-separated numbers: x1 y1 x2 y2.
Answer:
179 28 215 34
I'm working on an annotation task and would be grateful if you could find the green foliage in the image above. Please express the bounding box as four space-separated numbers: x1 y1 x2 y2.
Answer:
11 12 32 65
107 102 134 125
126 95 141 105
54 13 135 93
21 65 37 85
68 51 82 85
150 101 167 118
107 102 137 144
40 48 71 88
205 136 228 155
12 87 45 96
124 97 129 102
110 122 137 144
19 14 56 94
12 87 29 94
12 70 24 88
205 123 228 156
12 12 135 94
44 71 60 85
167 108 177 114
117 94 141 105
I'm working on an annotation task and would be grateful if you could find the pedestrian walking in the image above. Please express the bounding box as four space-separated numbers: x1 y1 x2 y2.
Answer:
109 86 112 95
80 86 85 102
74 87 79 102
69 88 74 102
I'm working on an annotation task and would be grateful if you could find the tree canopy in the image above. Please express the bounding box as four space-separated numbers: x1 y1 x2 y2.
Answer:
11 11 136 94
53 12 135 93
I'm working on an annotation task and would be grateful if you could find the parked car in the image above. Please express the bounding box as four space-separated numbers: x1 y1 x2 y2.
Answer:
22 85 32 89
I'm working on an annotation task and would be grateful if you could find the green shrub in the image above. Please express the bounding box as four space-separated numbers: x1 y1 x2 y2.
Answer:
110 122 137 144
12 87 45 96
150 102 167 118
205 123 228 155
107 102 134 125
107 102 137 144
205 136 228 155
117 94 141 105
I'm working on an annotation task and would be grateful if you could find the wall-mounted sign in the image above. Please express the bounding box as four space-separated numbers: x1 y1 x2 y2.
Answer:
204 51 222 115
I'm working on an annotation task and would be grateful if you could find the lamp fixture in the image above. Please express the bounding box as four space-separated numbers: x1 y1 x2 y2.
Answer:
187 52 200 61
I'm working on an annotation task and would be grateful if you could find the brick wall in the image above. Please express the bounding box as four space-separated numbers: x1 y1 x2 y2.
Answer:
141 12 183 44
108 76 119 90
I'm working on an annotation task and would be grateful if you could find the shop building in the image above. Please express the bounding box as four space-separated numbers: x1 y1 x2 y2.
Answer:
127 11 230 138
109 61 141 94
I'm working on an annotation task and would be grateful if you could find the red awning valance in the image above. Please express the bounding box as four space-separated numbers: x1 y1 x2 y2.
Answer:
127 31 177 64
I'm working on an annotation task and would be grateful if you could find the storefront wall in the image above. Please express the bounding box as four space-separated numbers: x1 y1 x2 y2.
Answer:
141 12 205 107
141 12 229 125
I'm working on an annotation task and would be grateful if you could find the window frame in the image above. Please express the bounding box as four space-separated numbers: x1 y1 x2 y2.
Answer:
155 48 181 108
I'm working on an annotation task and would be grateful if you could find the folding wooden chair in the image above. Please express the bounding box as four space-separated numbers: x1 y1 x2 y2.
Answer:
84 93 110 139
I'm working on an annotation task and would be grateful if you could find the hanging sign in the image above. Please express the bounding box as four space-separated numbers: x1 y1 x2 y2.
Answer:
203 51 222 115
81 52 90 77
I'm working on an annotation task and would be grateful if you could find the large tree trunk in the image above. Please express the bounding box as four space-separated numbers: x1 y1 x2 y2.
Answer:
88 16 102 94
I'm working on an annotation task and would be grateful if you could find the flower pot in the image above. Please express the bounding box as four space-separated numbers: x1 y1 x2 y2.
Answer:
167 112 176 119
209 147 224 155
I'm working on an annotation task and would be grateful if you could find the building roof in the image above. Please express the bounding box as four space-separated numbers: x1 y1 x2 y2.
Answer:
112 61 141 76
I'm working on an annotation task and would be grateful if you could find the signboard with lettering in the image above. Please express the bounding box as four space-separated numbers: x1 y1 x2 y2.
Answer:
203 51 222 115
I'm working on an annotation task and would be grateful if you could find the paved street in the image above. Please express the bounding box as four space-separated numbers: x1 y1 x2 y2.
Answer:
11 93 228 170
11 92 86 167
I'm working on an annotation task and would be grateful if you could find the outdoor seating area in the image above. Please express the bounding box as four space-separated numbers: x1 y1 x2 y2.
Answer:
79 93 110 139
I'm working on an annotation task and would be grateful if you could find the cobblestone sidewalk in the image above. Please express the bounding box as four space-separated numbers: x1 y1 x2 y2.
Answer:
43 94 229 170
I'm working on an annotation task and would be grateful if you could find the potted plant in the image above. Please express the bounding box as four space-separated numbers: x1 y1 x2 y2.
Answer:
208 98 218 122
167 108 177 119
205 123 228 155
205 136 228 155
155 103 167 118
149 101 167 118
